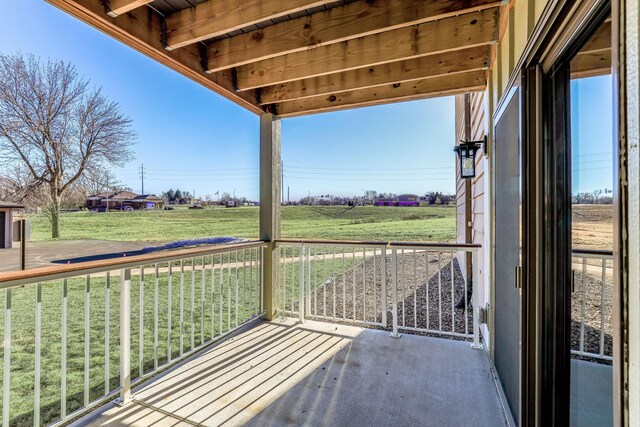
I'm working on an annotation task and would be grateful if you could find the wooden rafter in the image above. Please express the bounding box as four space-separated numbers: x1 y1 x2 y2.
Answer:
106 0 153 17
234 8 499 90
274 70 487 117
260 46 491 105
46 0 262 113
164 0 335 50
206 0 502 72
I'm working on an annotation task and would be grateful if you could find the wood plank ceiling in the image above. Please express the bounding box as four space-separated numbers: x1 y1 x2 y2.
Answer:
46 0 506 117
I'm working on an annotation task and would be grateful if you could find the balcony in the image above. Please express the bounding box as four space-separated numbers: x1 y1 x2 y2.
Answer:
0 240 613 426
76 319 505 426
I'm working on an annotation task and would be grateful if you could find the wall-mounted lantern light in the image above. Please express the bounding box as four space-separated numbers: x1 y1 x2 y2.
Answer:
453 135 487 179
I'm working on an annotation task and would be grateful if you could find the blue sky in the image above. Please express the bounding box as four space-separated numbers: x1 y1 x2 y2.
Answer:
0 0 457 201
571 75 614 194
0 1 612 200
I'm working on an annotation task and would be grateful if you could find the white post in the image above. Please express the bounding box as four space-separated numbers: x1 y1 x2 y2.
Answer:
118 268 132 404
382 246 388 327
299 244 305 323
471 250 483 350
390 248 400 338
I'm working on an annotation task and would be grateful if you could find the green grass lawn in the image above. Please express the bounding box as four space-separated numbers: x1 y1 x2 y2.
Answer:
28 205 456 243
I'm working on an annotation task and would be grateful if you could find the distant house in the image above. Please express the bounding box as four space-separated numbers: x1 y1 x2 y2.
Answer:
0 200 24 249
374 198 396 207
397 194 420 207
86 191 164 211
374 194 420 207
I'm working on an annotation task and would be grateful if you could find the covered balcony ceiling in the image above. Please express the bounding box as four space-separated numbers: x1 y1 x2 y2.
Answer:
47 0 509 117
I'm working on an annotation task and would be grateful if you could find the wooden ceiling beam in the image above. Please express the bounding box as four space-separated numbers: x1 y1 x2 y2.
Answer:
571 49 612 79
206 0 502 72
260 46 491 105
45 0 263 114
234 8 499 91
275 70 487 117
106 0 153 17
165 0 334 50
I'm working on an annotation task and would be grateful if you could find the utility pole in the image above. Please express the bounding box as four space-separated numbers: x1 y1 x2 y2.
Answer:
287 186 290 204
139 163 145 194
281 161 284 205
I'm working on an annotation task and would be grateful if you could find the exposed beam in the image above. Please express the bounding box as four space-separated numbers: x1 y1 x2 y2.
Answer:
165 0 334 50
234 8 499 90
580 20 611 53
45 0 262 114
260 46 491 104
106 0 153 17
275 70 487 117
571 49 612 79
206 0 502 72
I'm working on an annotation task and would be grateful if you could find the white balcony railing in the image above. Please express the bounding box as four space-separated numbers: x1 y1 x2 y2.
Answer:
274 239 482 348
571 249 614 362
0 241 266 426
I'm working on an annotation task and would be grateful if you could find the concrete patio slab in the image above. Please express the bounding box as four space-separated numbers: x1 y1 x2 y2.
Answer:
76 319 507 427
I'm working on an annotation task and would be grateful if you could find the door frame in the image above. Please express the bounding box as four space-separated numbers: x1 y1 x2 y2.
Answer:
519 1 618 425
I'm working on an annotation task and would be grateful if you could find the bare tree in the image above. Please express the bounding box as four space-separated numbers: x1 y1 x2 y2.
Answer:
0 54 136 237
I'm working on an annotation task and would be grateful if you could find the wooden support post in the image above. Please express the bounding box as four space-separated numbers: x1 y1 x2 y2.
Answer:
260 113 281 320
19 220 26 271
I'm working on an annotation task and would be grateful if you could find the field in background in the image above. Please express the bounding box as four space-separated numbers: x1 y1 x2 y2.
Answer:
28 206 457 243
572 204 614 250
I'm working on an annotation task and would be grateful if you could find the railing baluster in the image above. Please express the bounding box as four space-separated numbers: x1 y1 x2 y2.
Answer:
382 247 387 327
167 263 172 363
290 248 295 315
201 256 205 346
373 248 377 324
154 265 158 371
3 289 11 427
342 248 346 320
414 250 418 328
84 275 90 408
600 258 606 356
580 258 587 353
61 280 67 420
323 250 327 317
227 253 231 331
191 258 195 351
34 283 42 427
390 248 400 338
451 258 455 334
179 260 184 357
211 255 216 341
259 247 264 314
119 268 132 403
219 255 224 335
243 250 247 322
333 248 336 319
464 251 469 336
471 251 482 349
235 251 239 327
426 251 430 331
352 250 356 320
401 249 406 327
362 248 366 322
438 252 442 332
105 272 111 394
139 266 145 378
299 244 305 323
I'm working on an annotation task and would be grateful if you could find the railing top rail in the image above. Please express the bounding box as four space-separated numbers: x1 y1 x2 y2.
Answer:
0 240 267 290
572 248 614 257
275 238 481 250
276 238 388 247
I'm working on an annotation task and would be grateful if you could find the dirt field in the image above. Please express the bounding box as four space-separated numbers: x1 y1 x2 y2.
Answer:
572 204 613 250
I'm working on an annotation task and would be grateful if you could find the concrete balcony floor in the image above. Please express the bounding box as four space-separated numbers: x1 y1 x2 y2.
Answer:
75 319 508 427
